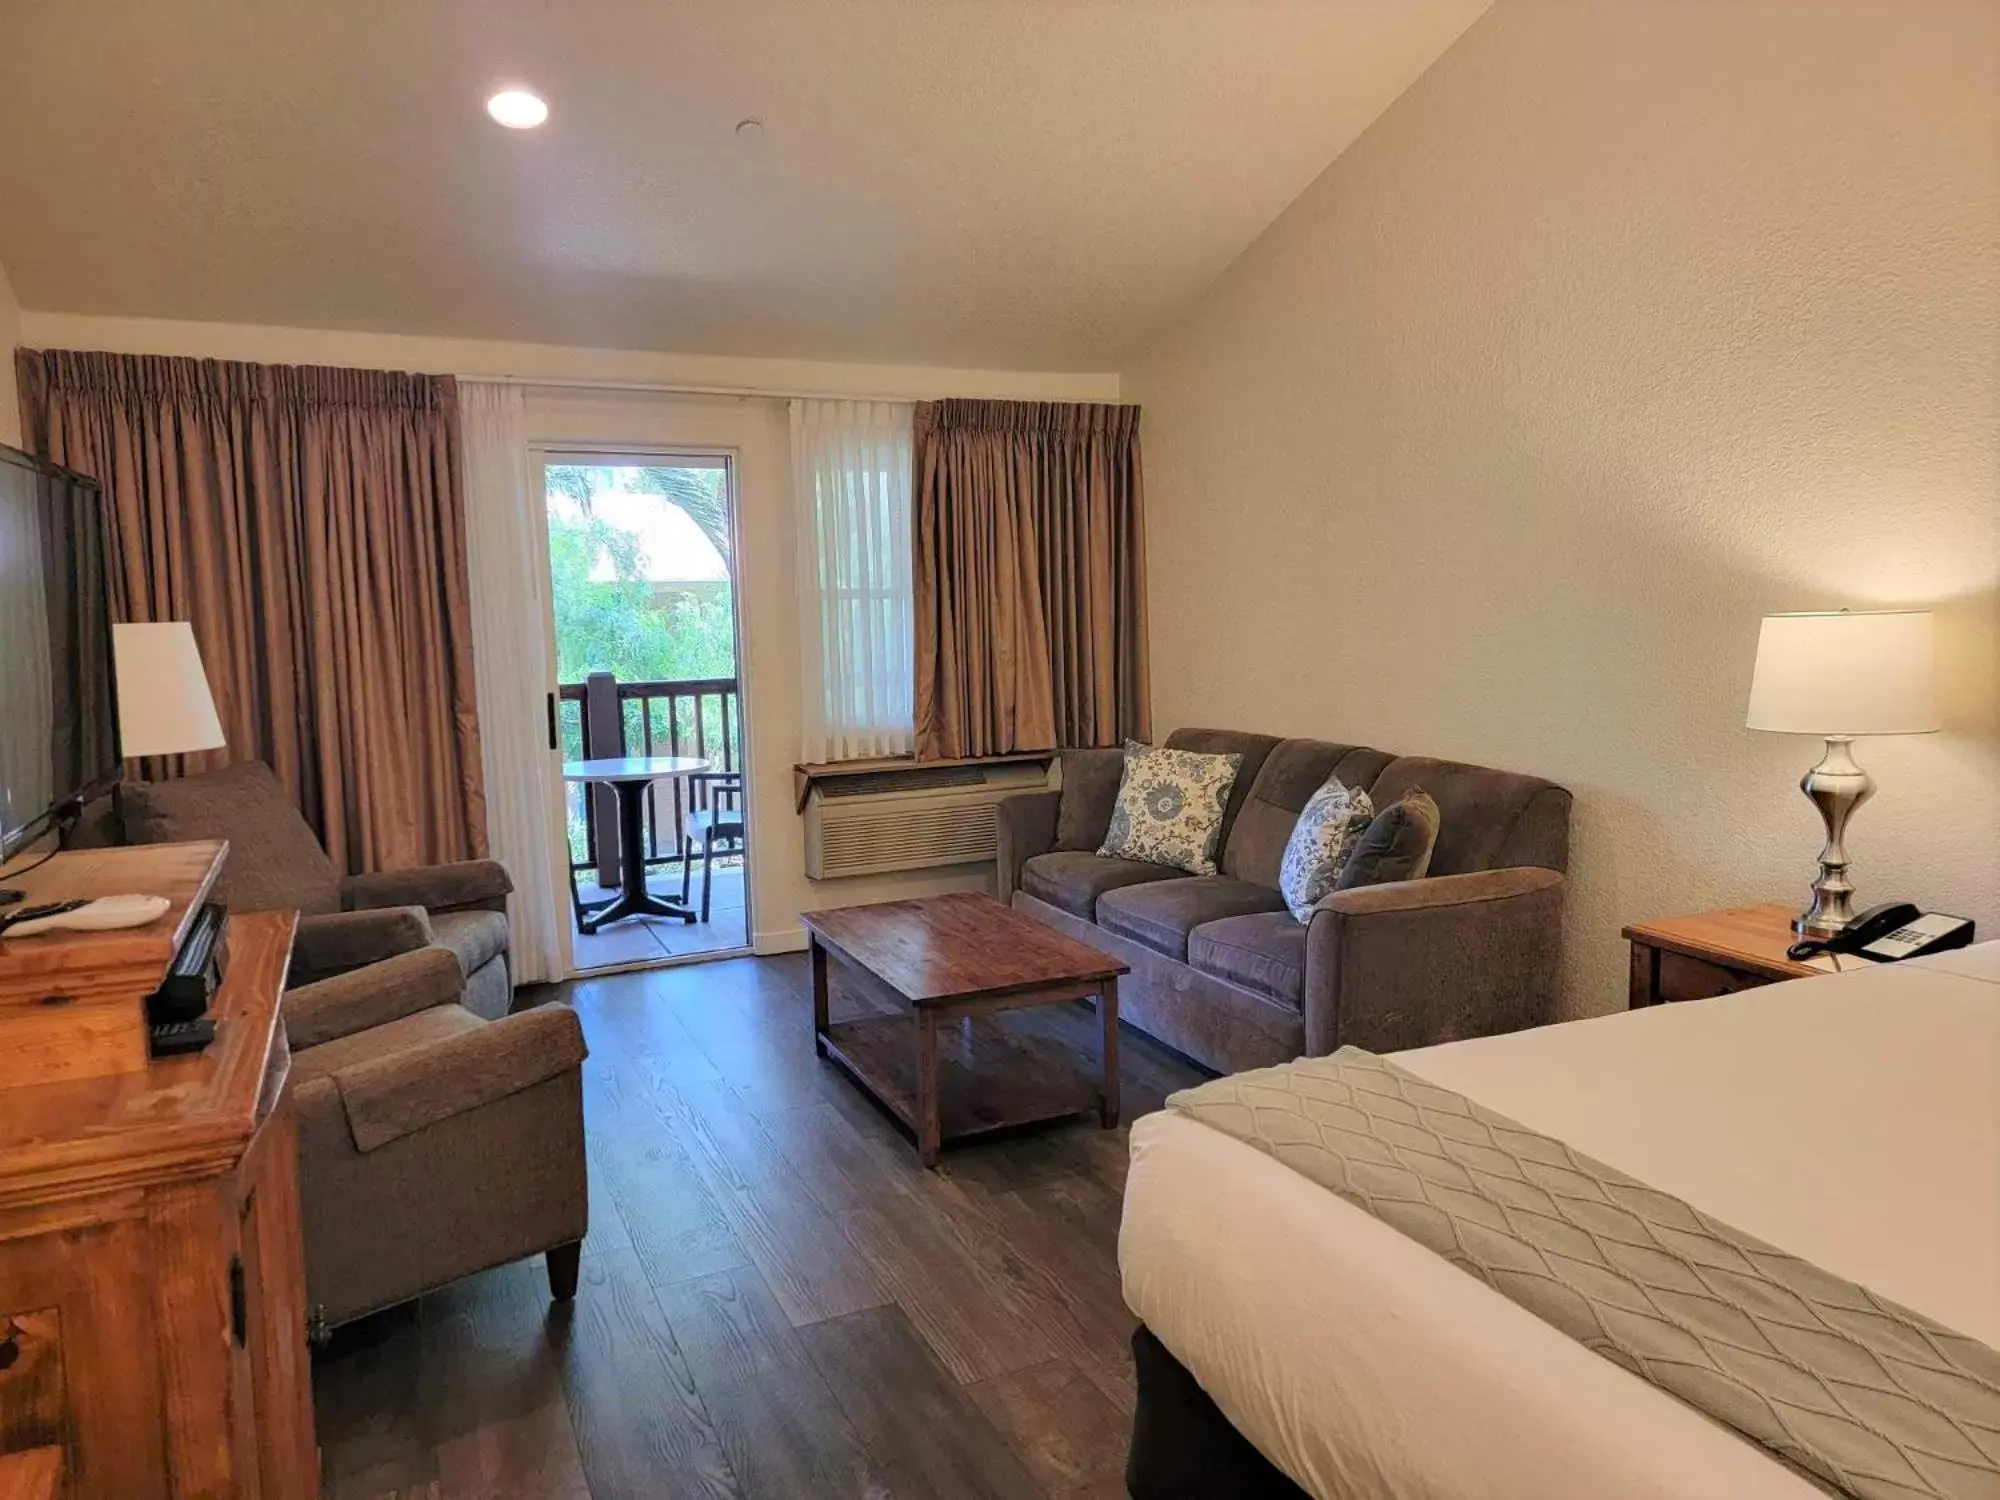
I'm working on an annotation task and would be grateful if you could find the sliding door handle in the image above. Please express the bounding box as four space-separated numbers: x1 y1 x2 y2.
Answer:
546 692 558 752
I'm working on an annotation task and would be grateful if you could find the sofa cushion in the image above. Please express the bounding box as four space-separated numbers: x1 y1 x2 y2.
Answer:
429 909 510 980
1018 851 1188 920
1366 757 1571 875
463 957 514 1022
1338 789 1441 891
1278 777 1375 922
1188 912 1308 1006
1016 895 1307 1071
1223 740 1396 887
1099 742 1244 876
1096 876 1288 961
1164 728 1282 860
121 760 343 915
1055 747 1126 851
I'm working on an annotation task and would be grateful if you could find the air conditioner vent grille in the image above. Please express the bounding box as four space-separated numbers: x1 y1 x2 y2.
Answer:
819 766 987 798
817 805 997 865
804 761 1051 878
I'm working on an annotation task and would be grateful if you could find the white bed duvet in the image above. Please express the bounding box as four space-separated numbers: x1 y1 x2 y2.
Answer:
1119 945 2000 1499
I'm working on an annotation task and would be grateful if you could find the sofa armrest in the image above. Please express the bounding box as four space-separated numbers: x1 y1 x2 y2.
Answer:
282 946 465 1051
291 906 434 986
995 791 1059 901
344 858 513 915
330 1004 588 1152
1302 867 1565 1056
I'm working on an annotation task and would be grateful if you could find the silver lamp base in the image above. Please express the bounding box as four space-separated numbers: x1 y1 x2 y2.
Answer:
1792 736 1874 939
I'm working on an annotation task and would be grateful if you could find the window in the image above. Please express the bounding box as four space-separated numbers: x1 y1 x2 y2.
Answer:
790 400 915 763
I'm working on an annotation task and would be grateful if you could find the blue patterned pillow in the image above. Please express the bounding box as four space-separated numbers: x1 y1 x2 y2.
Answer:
1098 741 1243 875
1279 776 1375 922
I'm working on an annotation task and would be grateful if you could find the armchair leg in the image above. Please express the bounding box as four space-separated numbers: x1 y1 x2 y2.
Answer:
700 833 715 923
547 1240 582 1301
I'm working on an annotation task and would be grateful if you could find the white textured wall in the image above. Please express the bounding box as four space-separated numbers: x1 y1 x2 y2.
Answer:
0 258 20 448
1128 0 2000 1016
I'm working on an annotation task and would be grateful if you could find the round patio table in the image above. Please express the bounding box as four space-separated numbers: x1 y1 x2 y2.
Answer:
561 757 711 932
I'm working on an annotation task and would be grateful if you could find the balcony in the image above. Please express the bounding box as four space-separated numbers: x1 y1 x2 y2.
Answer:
557 673 747 969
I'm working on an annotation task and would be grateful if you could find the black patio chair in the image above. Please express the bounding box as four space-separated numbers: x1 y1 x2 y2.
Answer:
679 772 745 923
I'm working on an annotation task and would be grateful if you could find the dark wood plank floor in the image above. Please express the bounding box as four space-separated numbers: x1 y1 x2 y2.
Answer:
311 951 1203 1500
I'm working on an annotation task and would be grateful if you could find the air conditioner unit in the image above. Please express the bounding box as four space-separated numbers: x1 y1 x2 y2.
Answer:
804 762 1053 879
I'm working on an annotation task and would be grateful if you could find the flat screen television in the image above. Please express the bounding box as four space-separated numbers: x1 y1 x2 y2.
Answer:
0 442 119 862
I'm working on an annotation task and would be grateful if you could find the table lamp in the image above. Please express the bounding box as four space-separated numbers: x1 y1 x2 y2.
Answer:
1745 609 1938 938
112 622 226 760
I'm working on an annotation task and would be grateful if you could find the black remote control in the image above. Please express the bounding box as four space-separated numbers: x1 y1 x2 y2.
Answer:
150 1017 216 1057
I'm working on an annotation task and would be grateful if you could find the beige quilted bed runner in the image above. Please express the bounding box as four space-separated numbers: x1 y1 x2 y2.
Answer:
1168 1047 2000 1500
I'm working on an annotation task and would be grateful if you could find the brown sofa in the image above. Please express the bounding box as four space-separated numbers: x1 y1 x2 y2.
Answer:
997 729 1571 1075
283 946 588 1327
119 760 515 1017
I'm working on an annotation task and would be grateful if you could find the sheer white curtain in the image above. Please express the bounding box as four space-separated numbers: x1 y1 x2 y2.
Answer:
791 399 915 763
459 381 568 983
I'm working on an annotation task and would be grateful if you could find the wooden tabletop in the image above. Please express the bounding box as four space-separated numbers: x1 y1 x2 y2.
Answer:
0 908 298 1203
1621 902 1819 980
562 756 710 783
800 890 1127 1004
0 839 225 985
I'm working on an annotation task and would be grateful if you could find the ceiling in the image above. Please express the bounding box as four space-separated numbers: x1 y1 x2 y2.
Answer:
0 0 1489 371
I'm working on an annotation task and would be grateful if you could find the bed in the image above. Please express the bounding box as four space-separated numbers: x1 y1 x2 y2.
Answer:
1118 944 2000 1499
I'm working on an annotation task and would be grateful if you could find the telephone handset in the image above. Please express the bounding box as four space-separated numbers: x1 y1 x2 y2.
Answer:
1787 902 1976 964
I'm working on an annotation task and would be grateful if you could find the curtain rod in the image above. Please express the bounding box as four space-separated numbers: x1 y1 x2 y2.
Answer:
462 372 1123 406
464 372 967 405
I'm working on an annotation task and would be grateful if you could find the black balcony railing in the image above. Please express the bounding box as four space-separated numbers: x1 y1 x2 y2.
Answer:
556 674 742 884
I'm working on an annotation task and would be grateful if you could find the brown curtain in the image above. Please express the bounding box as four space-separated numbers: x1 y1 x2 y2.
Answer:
912 399 1149 761
16 349 488 874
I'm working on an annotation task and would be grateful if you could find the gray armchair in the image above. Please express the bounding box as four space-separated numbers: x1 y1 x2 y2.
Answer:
119 759 516 1017
282 946 588 1327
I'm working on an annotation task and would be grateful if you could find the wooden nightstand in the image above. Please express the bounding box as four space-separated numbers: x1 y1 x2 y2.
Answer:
1623 902 1825 1008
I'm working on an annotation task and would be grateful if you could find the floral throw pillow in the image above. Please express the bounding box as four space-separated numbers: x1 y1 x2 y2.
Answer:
1097 741 1243 876
1279 776 1376 922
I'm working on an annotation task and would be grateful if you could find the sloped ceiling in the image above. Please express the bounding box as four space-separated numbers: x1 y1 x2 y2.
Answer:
0 0 1489 369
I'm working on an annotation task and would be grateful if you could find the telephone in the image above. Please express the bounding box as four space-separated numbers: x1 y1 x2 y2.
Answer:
1787 902 1976 964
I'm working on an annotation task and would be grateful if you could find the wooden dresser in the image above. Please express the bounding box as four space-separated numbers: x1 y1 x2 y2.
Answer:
0 843 317 1498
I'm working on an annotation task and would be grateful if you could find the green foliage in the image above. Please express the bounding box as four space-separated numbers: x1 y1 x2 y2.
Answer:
546 465 737 685
547 464 741 869
633 465 732 564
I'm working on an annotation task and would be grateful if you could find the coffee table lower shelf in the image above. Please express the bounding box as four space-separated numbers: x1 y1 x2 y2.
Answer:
817 1013 1105 1161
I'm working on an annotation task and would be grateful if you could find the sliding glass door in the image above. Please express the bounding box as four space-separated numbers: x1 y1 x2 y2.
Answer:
541 453 750 972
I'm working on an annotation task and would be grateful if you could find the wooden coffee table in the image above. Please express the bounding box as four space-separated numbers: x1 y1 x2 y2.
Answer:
800 891 1129 1167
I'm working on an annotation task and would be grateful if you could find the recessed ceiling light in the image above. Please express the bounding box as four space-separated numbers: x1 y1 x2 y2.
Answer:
486 88 549 130
735 118 765 140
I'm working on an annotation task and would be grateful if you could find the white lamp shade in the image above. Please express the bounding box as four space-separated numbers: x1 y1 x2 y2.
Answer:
113 622 227 758
1745 610 1939 736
